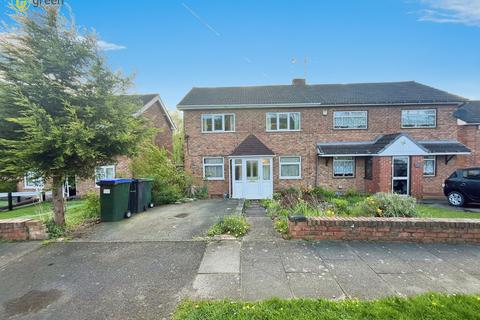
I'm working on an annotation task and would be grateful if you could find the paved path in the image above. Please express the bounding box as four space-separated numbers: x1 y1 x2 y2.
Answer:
190 202 480 300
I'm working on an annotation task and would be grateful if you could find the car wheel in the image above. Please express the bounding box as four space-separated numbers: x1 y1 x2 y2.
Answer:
448 191 465 207
125 211 132 218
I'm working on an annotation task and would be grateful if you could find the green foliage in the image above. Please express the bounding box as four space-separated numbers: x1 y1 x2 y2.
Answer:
170 111 184 165
193 185 209 200
44 218 66 239
373 192 418 217
83 191 100 220
274 219 289 235
311 186 336 200
174 293 480 320
0 180 16 192
207 215 250 238
330 198 349 214
131 142 187 205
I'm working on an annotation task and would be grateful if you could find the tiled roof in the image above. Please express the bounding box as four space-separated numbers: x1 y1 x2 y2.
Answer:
231 135 275 156
454 101 480 124
317 133 470 156
178 81 465 108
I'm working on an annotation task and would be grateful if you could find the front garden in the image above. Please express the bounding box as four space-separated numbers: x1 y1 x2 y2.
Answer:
261 187 479 237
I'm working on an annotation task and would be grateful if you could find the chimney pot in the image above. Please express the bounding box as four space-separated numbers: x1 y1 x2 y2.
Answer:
292 78 306 86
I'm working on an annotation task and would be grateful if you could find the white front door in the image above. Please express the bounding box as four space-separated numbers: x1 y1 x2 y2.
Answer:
232 157 273 199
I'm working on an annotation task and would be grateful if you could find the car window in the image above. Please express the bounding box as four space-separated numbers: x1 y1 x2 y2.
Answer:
448 171 458 179
464 169 480 180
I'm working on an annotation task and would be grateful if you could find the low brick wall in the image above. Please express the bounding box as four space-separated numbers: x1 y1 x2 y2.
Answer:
0 219 48 241
288 216 480 244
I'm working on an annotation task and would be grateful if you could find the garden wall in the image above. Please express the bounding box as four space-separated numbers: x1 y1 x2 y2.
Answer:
0 218 48 241
288 216 480 244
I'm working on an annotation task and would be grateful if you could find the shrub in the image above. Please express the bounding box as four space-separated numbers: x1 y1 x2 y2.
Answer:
44 218 65 239
83 191 100 220
374 192 417 217
331 198 349 214
274 219 289 235
311 186 336 200
0 180 16 192
207 215 250 238
131 142 188 205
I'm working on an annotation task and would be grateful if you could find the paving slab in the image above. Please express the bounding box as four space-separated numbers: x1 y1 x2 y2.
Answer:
312 241 359 260
192 274 241 299
409 260 480 294
244 217 280 241
362 257 415 274
325 259 395 299
241 262 293 300
380 242 441 261
380 273 447 296
198 241 241 274
287 273 345 299
277 241 327 273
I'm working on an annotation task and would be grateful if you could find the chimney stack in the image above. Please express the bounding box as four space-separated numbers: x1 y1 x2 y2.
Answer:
292 78 306 86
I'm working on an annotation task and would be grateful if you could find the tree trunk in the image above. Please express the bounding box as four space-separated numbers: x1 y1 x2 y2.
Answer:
52 175 65 226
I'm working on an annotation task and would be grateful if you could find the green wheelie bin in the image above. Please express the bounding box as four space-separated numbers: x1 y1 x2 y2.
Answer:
97 178 134 221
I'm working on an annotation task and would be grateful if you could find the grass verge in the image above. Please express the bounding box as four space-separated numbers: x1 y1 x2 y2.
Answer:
417 204 480 219
174 293 480 320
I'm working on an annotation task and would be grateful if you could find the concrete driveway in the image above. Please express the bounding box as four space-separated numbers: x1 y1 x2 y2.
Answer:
79 199 238 241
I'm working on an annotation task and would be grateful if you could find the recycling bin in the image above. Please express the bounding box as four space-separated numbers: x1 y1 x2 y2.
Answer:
97 178 134 221
132 178 154 213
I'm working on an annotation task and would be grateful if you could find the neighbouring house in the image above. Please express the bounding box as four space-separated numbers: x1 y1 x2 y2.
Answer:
177 79 479 199
17 94 177 197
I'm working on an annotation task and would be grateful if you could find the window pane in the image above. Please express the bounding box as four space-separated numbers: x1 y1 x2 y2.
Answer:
334 111 367 129
279 114 288 130
289 113 300 130
280 156 300 163
224 114 234 131
402 110 436 128
204 158 223 164
234 159 242 165
333 157 354 176
214 115 223 131
423 156 435 176
267 114 277 130
393 157 408 177
281 164 299 177
263 165 270 180
202 115 212 131
205 166 222 178
105 167 115 179
235 165 242 181
246 160 258 180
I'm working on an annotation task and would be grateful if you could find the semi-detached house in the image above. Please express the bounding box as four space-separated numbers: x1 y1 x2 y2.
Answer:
178 79 480 200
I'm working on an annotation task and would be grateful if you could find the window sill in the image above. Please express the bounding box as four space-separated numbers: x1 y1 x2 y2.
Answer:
279 177 302 180
204 178 225 181
333 176 355 179
266 130 302 133
333 127 368 130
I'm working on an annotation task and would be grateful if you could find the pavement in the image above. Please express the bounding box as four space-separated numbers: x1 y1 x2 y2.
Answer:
2 199 480 319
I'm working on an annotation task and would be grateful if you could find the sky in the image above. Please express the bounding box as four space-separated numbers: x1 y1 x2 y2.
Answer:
1 0 480 110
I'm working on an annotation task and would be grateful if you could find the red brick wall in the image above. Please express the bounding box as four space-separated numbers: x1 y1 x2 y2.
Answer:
183 105 461 197
143 101 174 153
0 219 48 241
458 125 480 167
410 156 424 199
289 216 480 244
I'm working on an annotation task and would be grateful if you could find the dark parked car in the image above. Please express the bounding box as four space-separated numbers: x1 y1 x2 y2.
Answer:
443 168 480 207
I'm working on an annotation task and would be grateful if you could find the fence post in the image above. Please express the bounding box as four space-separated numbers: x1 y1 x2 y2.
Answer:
8 192 13 211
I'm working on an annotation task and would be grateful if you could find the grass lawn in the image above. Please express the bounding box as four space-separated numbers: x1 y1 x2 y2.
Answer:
417 204 480 219
0 200 89 230
174 293 480 320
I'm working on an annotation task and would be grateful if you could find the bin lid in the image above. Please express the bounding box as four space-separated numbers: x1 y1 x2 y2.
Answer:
135 178 154 182
96 178 134 186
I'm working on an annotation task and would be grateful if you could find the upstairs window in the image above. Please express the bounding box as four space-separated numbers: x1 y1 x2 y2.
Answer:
95 165 115 183
333 111 367 129
423 156 436 177
202 114 235 132
266 112 300 131
333 157 355 177
401 109 436 128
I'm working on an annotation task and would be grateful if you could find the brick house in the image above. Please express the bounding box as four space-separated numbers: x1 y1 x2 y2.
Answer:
178 80 479 199
18 94 177 197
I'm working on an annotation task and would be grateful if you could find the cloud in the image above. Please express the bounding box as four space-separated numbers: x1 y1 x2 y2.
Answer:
417 0 480 26
96 40 126 51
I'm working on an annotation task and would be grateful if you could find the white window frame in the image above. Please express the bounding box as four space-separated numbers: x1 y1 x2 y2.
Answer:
423 156 436 177
201 114 235 133
203 157 225 180
95 165 116 184
24 172 44 190
266 112 301 132
333 111 368 130
401 109 437 128
333 157 355 178
279 156 302 179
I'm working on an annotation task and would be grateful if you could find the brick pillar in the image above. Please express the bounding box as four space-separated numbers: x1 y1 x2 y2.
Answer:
410 156 423 199
377 157 392 193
